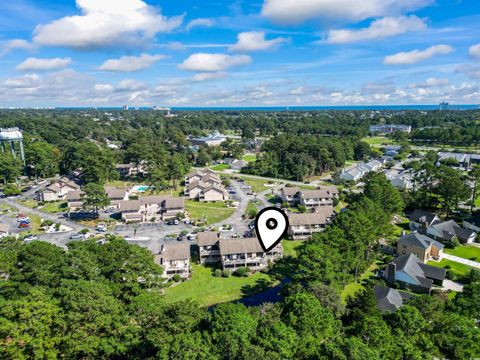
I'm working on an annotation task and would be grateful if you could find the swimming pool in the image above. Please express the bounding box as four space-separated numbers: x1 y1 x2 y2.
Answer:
131 185 153 192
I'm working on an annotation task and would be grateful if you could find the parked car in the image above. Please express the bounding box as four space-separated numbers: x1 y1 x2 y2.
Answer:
23 235 38 242
184 219 190 225
96 224 107 232
174 219 179 225
69 233 86 240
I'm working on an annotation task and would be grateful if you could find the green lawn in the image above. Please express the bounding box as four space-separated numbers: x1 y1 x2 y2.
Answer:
40 201 67 214
242 154 257 163
19 199 37 208
211 163 231 171
185 200 235 225
239 177 273 193
282 240 304 258
428 259 474 277
245 200 258 218
163 263 275 306
361 136 395 147
445 246 480 262
341 262 379 302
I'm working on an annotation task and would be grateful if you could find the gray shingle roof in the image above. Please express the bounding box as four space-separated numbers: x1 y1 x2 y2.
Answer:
281 187 300 197
408 209 439 225
391 253 446 288
219 237 264 255
374 286 413 313
158 242 190 260
398 233 444 250
429 220 476 242
289 208 333 226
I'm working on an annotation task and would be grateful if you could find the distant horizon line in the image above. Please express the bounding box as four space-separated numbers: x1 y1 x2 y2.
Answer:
1 104 479 111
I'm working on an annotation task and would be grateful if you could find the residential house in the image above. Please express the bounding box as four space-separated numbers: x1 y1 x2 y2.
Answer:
155 242 191 280
115 163 148 179
384 253 446 293
66 190 85 213
105 186 129 209
426 220 477 244
288 207 334 240
120 196 185 223
463 214 480 233
339 160 382 182
0 223 9 238
437 152 471 169
38 177 80 202
397 232 444 263
197 231 221 264
280 186 338 208
185 170 228 202
374 286 413 313
219 237 283 271
408 210 441 232
280 186 300 206
230 159 248 171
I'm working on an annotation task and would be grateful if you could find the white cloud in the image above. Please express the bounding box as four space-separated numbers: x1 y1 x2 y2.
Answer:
16 57 72 71
384 45 454 65
456 64 480 79
408 77 450 88
469 44 480 60
192 72 227 82
33 0 183 49
261 0 433 24
99 53 166 72
229 31 288 52
186 18 215 31
327 16 426 44
115 79 147 92
178 53 251 72
1 39 36 57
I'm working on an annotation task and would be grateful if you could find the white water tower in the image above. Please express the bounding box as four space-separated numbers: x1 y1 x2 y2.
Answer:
0 128 25 165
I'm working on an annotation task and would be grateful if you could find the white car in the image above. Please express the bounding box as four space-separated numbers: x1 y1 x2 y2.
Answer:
96 224 107 232
69 233 86 240
23 235 38 242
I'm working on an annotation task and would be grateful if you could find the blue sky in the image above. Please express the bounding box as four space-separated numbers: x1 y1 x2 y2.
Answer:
0 0 479 107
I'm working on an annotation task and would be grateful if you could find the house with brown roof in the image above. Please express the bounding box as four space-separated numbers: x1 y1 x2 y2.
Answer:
120 196 185 223
184 169 228 202
288 207 334 240
105 186 129 209
66 190 85 213
155 242 191 280
197 231 222 264
38 177 80 202
219 237 283 271
280 185 338 208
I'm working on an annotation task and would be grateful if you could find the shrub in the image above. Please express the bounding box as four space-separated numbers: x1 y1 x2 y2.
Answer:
79 228 89 234
447 237 461 249
172 274 182 282
214 269 222 277
298 205 307 213
54 223 61 231
222 270 232 278
446 269 456 281
234 267 249 277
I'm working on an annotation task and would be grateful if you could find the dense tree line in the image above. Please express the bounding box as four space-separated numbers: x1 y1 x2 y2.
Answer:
242 134 356 181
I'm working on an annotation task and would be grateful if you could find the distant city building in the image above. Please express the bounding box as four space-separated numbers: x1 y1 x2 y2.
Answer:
439 102 450 111
0 127 25 165
369 124 412 134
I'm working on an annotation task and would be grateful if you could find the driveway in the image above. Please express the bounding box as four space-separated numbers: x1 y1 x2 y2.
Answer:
442 253 480 269
442 280 464 292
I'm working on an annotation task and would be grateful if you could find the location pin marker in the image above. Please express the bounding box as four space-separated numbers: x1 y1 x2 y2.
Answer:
255 207 289 252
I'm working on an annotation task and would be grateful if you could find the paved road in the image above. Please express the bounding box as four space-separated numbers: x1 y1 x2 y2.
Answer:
443 253 480 269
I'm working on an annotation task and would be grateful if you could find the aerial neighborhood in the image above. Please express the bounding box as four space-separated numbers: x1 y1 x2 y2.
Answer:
2 108 480 357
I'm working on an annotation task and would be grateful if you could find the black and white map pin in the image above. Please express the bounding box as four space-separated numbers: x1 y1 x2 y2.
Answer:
255 207 289 252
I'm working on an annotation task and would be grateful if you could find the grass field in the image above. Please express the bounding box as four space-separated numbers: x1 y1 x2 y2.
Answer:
40 201 67 214
185 200 235 225
341 262 379 302
163 263 275 306
245 200 258 218
19 199 37 208
239 177 273 193
211 163 231 171
445 246 480 262
242 154 257 163
362 136 395 147
428 258 474 277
